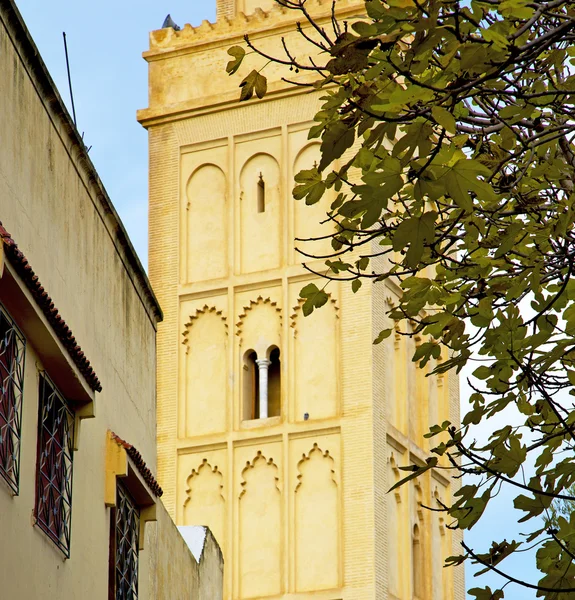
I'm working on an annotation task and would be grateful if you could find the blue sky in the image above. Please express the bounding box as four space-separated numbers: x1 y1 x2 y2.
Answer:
15 0 216 268
14 2 540 598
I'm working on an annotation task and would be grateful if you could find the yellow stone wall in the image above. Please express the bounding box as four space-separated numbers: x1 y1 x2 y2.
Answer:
140 1 464 598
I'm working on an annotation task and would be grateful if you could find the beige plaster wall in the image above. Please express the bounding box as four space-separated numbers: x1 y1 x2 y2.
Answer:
0 3 222 598
147 505 224 600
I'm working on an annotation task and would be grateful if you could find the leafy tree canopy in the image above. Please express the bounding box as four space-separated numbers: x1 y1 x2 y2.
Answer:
228 0 575 597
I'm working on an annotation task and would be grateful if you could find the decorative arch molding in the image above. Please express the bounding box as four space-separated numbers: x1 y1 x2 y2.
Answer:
295 443 337 492
182 305 228 354
388 452 402 503
293 442 341 592
185 163 226 210
235 296 282 344
183 163 228 283
293 142 321 170
239 450 281 498
238 151 282 273
415 479 425 522
184 459 225 506
289 294 339 338
239 151 279 177
291 293 339 420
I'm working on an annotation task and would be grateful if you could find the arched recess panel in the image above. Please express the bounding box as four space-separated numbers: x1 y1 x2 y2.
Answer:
236 296 282 358
183 459 226 552
181 307 228 437
185 164 228 283
239 153 281 274
291 294 339 421
294 444 340 592
291 139 334 264
239 452 282 598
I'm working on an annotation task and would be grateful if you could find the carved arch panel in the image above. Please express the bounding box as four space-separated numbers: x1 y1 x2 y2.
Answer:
183 459 226 551
181 306 228 437
294 444 340 592
184 164 228 283
293 143 334 263
291 294 339 421
238 451 282 598
239 153 282 273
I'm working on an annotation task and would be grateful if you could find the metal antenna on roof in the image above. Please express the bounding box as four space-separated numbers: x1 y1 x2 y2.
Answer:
62 32 77 127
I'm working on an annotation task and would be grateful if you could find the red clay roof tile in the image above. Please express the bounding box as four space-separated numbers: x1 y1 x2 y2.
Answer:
0 222 102 393
110 432 163 498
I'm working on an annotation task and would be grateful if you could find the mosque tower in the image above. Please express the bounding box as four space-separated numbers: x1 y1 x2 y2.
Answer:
138 1 464 598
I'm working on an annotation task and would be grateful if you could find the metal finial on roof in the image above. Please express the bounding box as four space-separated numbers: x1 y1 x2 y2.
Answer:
162 14 181 31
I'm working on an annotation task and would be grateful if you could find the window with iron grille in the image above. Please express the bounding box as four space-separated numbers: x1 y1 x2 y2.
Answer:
0 303 26 494
35 373 74 557
109 482 140 600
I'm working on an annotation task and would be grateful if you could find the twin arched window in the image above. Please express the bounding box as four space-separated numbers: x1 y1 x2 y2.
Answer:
243 347 281 420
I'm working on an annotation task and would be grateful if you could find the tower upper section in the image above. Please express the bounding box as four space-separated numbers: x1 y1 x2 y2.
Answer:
138 0 363 125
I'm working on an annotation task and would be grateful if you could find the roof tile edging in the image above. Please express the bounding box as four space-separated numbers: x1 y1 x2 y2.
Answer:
110 432 164 498
0 222 102 393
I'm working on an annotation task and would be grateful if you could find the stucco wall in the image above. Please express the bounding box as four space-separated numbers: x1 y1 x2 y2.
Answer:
0 2 222 598
146 505 224 600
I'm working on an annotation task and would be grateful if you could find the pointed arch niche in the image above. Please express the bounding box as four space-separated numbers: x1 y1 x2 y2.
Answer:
293 143 334 263
239 153 281 274
184 459 226 551
237 296 283 422
238 452 282 598
290 294 339 422
181 306 228 437
294 444 340 592
184 164 228 283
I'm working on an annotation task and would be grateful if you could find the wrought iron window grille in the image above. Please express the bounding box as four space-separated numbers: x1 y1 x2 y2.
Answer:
0 303 26 494
111 482 140 600
35 373 74 557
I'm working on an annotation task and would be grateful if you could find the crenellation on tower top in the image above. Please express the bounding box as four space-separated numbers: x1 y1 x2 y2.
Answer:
149 0 362 53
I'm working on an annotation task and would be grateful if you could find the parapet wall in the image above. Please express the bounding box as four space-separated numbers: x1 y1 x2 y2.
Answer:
148 0 364 53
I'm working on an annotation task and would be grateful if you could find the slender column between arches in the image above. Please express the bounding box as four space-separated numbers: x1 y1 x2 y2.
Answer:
256 358 271 418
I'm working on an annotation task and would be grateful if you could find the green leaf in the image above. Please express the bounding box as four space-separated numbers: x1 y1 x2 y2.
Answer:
374 328 393 344
432 106 457 134
293 168 326 205
300 283 329 317
319 121 355 171
439 159 494 212
226 45 246 75
239 70 268 101
392 212 437 268
352 279 362 293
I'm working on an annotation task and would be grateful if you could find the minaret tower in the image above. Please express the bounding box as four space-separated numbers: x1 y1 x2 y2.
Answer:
138 1 464 598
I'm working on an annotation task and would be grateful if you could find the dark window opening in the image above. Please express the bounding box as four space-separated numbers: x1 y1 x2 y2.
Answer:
0 305 25 494
243 350 259 420
268 347 281 418
109 482 140 600
35 373 74 557
257 173 266 213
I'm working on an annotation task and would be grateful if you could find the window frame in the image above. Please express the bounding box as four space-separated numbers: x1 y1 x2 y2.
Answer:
0 302 26 494
109 481 140 600
35 372 75 557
